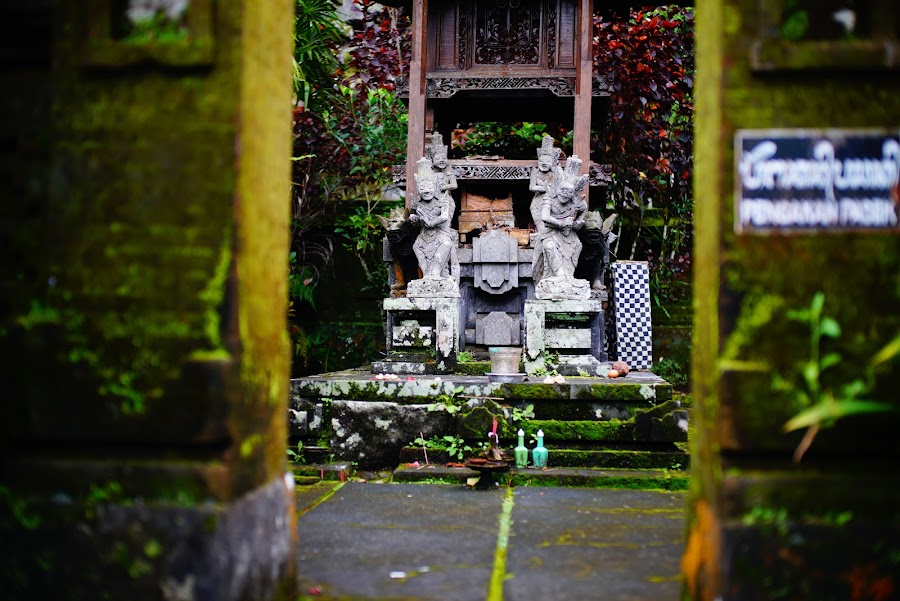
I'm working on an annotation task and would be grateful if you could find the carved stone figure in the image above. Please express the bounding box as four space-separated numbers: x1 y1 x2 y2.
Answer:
425 132 458 205
408 157 460 297
530 134 563 233
378 206 420 298
576 211 617 297
533 155 590 300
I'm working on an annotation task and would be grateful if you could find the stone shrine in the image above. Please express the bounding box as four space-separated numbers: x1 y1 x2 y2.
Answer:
379 0 633 373
295 0 685 484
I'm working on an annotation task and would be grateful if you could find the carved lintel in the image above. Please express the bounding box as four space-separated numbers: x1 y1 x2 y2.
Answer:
397 75 612 99
426 76 576 98
394 162 613 187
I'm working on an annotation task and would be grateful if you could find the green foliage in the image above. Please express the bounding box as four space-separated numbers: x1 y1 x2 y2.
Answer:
507 403 535 426
651 357 688 386
413 435 475 461
428 385 466 414
287 440 306 465
594 6 694 310
122 11 188 44
293 0 344 110
777 293 898 461
780 1 810 41
334 207 383 254
322 86 408 201
742 505 853 537
457 351 476 363
452 121 573 160
0 486 41 530
530 352 561 377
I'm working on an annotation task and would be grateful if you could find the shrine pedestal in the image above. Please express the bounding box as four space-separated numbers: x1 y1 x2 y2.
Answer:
523 298 607 376
373 296 459 375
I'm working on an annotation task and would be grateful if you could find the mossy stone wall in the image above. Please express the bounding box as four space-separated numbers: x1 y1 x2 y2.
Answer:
686 1 900 599
1 1 296 598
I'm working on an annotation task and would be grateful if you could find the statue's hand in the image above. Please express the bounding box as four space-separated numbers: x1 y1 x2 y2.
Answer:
408 214 421 225
573 218 585 230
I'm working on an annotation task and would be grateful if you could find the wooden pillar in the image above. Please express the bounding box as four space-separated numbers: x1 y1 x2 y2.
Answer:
573 0 593 174
405 0 428 205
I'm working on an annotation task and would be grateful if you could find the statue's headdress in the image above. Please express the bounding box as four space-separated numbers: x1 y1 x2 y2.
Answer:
413 157 438 194
537 134 562 160
424 132 448 161
555 155 589 194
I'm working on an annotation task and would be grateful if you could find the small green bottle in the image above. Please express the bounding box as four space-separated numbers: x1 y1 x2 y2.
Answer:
532 429 548 468
514 428 528 468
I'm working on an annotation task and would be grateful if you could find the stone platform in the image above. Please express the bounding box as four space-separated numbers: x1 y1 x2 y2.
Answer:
290 367 688 470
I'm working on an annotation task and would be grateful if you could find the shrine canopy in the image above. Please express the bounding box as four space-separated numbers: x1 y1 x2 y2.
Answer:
384 0 606 200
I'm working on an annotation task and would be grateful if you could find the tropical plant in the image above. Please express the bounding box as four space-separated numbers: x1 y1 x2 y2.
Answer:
778 293 898 461
451 122 574 160
293 0 344 111
343 0 411 90
594 6 694 308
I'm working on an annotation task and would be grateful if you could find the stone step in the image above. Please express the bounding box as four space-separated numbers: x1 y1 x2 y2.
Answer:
398 446 689 470
291 461 354 483
292 370 673 405
392 464 690 491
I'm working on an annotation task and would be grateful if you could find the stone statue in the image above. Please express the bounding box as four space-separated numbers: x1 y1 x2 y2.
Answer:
533 155 590 299
378 206 420 298
425 132 457 206
530 134 562 233
408 157 460 297
576 211 618 297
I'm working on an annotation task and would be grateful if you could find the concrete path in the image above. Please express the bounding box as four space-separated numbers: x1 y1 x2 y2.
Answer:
295 482 685 600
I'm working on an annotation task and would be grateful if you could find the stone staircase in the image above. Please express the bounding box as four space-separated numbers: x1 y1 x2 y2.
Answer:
289 365 690 490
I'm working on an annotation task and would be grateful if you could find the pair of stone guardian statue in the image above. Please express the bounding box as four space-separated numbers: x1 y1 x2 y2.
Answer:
395 133 606 300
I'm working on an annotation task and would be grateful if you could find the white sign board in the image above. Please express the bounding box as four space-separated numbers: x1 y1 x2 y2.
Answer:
735 129 900 234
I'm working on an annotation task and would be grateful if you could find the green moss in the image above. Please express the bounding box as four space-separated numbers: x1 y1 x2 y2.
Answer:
454 361 490 376
501 383 569 400
522 420 635 442
547 449 690 470
508 470 689 491
573 383 672 402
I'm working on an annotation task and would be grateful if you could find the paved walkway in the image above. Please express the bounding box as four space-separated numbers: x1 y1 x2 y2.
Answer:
295 482 686 600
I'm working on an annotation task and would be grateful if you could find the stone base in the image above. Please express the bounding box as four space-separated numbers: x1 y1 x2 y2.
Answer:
535 276 590 300
329 400 454 468
372 359 435 375
523 298 606 375
382 296 459 374
407 275 460 298
552 355 607 377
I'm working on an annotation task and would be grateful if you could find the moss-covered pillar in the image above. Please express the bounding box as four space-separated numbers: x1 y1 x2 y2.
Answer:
685 1 900 599
0 1 296 599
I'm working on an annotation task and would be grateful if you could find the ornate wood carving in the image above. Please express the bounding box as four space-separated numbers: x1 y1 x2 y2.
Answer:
396 74 611 98
474 0 541 65
393 161 612 187
427 76 575 97
589 163 612 187
591 75 612 96
547 0 557 68
458 5 469 68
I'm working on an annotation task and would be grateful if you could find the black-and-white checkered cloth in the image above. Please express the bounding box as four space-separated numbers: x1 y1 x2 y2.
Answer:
611 261 653 369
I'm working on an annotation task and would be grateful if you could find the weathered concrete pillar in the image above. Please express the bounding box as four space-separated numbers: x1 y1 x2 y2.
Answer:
686 1 900 599
1 1 296 599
